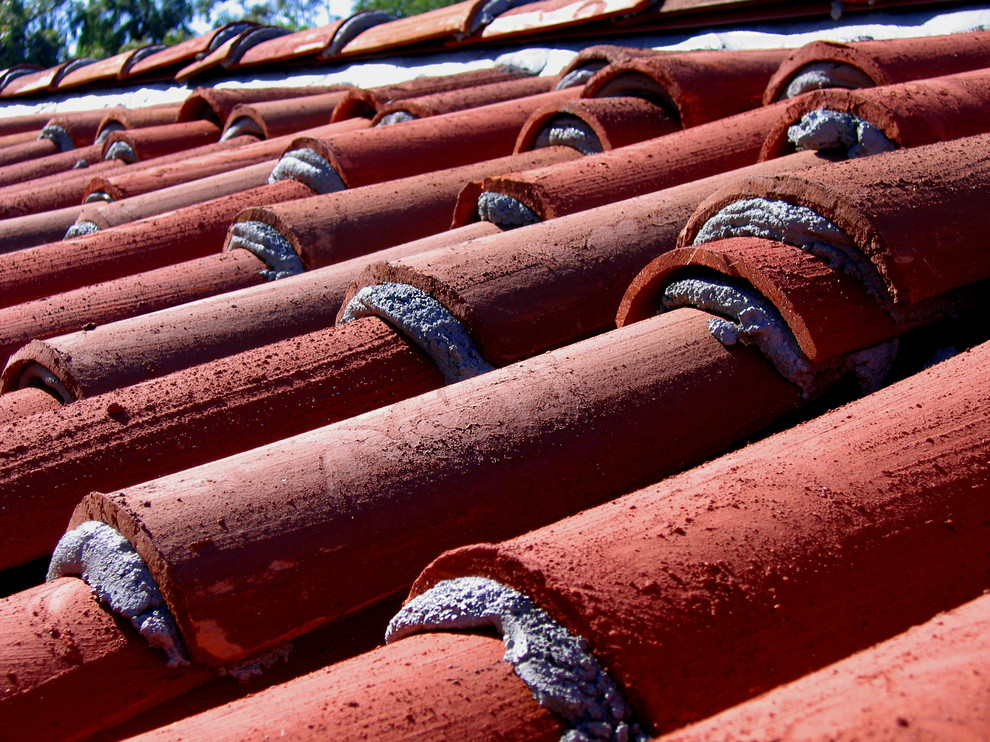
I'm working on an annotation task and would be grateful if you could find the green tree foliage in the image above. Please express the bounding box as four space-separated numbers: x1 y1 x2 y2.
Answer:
72 0 197 59
0 0 70 69
352 0 458 19
0 0 331 69
197 0 325 32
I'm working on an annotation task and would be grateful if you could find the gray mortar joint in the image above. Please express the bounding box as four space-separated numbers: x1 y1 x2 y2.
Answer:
387 576 647 742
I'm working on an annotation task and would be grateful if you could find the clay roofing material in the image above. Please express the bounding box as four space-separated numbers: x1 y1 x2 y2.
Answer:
54 45 167 89
454 100 790 225
232 13 395 67
0 314 443 570
583 48 789 127
234 147 579 271
658 591 990 740
760 67 990 159
94 103 185 141
98 120 223 162
0 577 214 742
1 223 499 401
764 28 990 101
175 26 292 80
127 632 563 741
299 88 578 188
219 88 354 139
83 118 367 203
402 329 990 738
684 132 990 318
59 305 807 668
0 178 312 313
3 15 990 740
0 249 268 376
347 149 828 368
0 59 97 98
513 96 678 153
372 74 555 122
478 0 653 40
328 66 533 121
123 23 261 79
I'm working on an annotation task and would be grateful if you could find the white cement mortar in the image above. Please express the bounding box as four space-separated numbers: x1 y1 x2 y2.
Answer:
226 219 306 280
339 281 494 383
477 191 542 228
781 61 877 99
387 576 645 742
48 521 188 667
533 114 603 154
267 147 346 194
787 108 896 158
694 196 887 300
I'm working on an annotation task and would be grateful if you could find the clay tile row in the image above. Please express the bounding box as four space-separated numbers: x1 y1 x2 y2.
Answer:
89 307 990 742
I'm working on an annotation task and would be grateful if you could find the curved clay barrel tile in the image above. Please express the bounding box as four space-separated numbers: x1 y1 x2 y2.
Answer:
583 48 789 128
220 89 353 140
0 204 86 254
0 59 95 98
336 0 492 56
302 88 577 188
1 223 499 399
235 147 578 270
658 592 990 741
514 96 678 153
684 134 990 316
453 100 789 225
0 110 61 137
54 45 164 90
0 179 312 310
175 26 293 81
65 308 806 667
175 85 341 126
0 159 121 219
0 386 60 425
329 65 532 121
763 29 990 102
86 118 368 201
0 250 268 371
556 45 667 89
0 137 61 168
761 68 990 160
0 142 102 189
407 334 990 737
125 23 262 78
95 103 184 142
372 75 554 123
126 633 562 742
100 121 223 163
231 20 348 67
75 160 277 232
359 149 828 368
0 129 42 148
0 577 213 742
0 315 443 569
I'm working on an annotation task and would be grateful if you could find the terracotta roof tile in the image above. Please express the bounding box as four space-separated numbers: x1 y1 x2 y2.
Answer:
0 58 97 97
411 330 990 736
351 150 826 367
3 11 990 740
658 591 990 740
123 23 261 78
3 223 497 402
764 29 990 102
175 26 292 81
54 45 167 89
232 13 396 67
